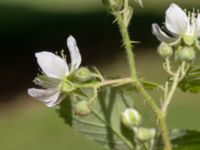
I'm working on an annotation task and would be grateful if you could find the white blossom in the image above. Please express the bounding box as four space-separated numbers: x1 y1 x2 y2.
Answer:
152 3 200 45
28 35 82 107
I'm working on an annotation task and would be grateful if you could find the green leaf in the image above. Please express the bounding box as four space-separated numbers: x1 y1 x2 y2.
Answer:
57 87 135 150
171 129 200 150
178 66 200 93
155 129 200 150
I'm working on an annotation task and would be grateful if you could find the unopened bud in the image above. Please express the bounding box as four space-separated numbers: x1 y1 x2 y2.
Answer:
74 101 91 116
136 128 156 141
61 80 75 93
75 67 92 82
158 43 173 58
183 35 195 46
121 108 142 128
178 47 195 62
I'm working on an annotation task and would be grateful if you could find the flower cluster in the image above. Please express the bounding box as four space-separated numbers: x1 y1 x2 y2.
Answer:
152 3 200 63
152 3 200 46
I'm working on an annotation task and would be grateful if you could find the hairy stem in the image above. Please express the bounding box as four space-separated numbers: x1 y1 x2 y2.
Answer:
114 11 137 80
113 9 172 150
158 113 172 150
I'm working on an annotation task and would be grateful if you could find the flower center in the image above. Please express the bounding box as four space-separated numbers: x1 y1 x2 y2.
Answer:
183 9 199 45
34 75 60 89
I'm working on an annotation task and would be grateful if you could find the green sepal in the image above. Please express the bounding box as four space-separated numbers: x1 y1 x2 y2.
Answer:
61 80 75 93
183 35 195 46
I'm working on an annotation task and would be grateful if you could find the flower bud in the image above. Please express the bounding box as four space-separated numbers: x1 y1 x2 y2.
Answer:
178 47 195 62
61 80 75 93
121 108 142 128
158 43 173 58
75 67 92 82
135 128 156 141
183 35 195 46
74 101 91 116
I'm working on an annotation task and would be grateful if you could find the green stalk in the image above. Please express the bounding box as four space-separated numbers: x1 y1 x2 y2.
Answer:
113 10 172 150
162 68 181 113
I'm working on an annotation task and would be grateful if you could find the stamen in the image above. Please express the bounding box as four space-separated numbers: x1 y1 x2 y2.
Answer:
34 75 60 89
60 49 67 61
184 8 199 36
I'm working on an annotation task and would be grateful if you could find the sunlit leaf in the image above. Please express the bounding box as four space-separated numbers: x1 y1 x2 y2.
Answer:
57 87 135 150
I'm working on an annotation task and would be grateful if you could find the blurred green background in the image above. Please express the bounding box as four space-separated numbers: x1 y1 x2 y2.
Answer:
0 0 200 150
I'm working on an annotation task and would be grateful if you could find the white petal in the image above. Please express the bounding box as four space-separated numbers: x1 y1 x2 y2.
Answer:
67 35 82 71
152 24 177 43
28 88 62 107
35 51 69 79
165 3 189 35
195 14 200 36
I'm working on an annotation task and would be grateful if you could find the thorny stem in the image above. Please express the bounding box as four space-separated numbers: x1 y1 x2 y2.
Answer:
114 11 137 80
113 7 172 150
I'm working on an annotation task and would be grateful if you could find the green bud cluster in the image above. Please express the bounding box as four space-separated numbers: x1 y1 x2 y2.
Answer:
158 40 197 63
121 108 142 128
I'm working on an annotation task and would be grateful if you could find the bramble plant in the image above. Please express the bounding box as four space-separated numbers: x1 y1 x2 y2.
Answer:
28 1 200 150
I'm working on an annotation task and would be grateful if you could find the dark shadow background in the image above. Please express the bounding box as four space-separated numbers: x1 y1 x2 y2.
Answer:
0 0 198 107
0 4 162 104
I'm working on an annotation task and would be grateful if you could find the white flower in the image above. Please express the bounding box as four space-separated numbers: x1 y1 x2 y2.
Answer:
28 35 82 107
152 3 200 45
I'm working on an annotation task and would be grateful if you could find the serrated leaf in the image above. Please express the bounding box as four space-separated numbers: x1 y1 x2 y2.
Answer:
178 66 200 93
155 129 200 150
57 87 135 150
